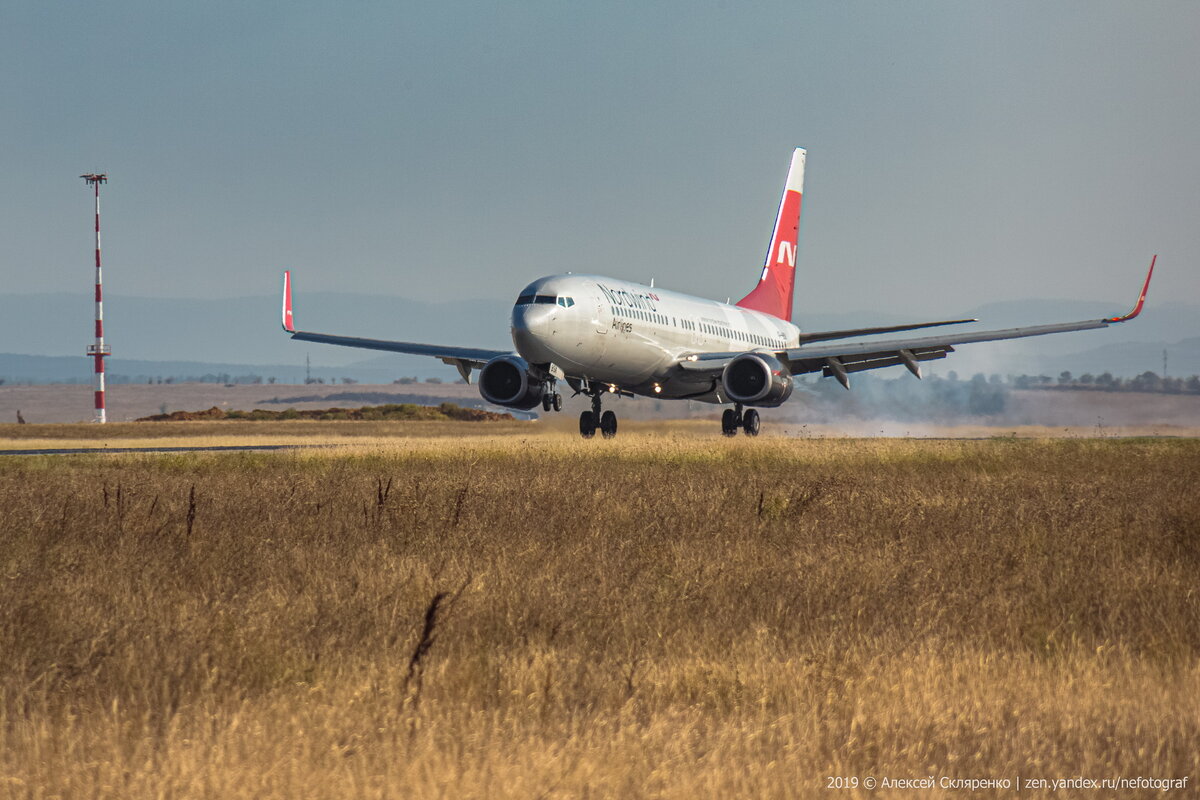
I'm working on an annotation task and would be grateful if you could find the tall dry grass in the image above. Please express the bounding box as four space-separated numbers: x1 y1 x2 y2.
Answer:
1 435 1198 797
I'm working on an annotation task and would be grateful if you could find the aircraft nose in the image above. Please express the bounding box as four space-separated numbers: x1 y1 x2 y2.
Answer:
512 303 555 334
511 303 556 359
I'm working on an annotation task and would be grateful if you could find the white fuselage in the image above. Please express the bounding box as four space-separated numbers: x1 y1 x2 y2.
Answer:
510 274 801 402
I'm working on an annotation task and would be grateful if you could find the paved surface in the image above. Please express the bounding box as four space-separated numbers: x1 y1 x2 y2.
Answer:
0 444 317 456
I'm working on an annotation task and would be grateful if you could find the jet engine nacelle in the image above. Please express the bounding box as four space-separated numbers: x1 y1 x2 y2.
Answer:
478 355 546 410
722 352 794 407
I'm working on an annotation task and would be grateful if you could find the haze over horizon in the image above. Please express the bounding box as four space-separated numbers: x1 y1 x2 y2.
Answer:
4 1 1198 328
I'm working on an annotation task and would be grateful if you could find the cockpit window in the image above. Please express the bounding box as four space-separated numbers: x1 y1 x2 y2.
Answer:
519 293 574 307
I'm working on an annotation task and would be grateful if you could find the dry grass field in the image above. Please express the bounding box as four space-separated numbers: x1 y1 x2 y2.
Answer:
1 429 1198 797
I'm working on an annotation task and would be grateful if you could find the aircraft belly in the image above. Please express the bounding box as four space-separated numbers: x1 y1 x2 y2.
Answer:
552 333 670 387
600 335 670 383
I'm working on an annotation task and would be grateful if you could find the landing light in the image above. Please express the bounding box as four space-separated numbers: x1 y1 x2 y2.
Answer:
608 384 618 393
653 383 662 394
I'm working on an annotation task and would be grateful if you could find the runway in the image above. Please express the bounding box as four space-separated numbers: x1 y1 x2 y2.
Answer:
0 444 315 457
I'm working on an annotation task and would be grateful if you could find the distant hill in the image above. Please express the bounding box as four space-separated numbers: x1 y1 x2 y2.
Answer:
0 291 511 368
0 353 424 386
1030 336 1200 379
1 290 1196 384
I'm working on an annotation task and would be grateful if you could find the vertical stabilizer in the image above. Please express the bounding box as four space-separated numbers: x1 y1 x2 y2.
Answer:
735 148 805 322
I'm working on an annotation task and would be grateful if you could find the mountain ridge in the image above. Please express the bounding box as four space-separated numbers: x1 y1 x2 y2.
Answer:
2 291 1195 383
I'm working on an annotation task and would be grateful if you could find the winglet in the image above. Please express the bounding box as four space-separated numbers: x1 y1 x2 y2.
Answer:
282 270 296 332
1109 255 1156 322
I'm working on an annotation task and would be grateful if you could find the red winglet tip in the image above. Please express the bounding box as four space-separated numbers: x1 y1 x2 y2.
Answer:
282 270 295 332
1111 255 1155 322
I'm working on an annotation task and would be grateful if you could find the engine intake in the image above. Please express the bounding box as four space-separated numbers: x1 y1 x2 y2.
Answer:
722 353 793 406
479 355 546 410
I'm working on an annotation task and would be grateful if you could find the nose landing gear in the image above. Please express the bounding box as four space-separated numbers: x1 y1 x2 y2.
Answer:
721 404 760 437
541 389 563 413
540 378 564 413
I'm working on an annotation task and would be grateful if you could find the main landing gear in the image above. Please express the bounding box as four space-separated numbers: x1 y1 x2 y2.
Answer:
579 392 617 439
721 403 760 437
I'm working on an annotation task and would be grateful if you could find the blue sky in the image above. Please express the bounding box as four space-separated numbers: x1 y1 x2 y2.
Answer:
3 0 1197 319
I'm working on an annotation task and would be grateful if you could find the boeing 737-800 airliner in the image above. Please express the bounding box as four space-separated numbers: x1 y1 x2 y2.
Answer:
281 148 1155 438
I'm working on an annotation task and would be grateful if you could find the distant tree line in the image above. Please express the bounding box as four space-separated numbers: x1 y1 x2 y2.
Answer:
127 374 278 386
392 376 469 385
1014 371 1200 395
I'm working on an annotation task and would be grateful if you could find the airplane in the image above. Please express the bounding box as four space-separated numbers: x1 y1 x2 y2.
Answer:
281 147 1156 438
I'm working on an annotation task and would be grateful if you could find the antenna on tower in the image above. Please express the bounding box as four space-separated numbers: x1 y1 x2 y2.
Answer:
82 173 111 423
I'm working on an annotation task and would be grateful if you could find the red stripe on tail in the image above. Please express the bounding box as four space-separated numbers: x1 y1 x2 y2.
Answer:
736 148 806 323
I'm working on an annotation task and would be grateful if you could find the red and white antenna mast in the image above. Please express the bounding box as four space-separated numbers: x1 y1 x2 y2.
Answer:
81 173 111 423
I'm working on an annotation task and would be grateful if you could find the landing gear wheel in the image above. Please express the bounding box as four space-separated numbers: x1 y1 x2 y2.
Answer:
742 408 760 436
721 408 739 437
542 393 553 412
552 393 563 412
600 410 618 438
579 411 596 438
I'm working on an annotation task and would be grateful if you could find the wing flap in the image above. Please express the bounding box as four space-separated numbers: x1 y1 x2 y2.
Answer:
789 345 953 377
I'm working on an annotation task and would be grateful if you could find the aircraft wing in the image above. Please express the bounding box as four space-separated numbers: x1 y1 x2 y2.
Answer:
794 317 978 345
680 256 1156 388
280 271 510 378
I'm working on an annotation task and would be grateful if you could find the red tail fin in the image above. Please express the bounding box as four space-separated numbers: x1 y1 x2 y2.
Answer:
736 148 805 322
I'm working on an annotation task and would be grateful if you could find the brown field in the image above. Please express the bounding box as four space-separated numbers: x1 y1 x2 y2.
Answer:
1 429 1199 797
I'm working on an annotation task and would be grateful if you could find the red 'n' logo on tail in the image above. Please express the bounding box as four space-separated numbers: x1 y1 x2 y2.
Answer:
736 148 805 322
